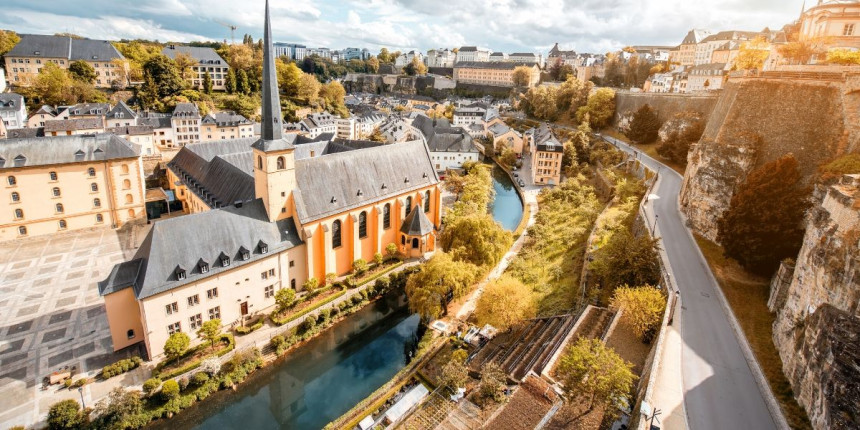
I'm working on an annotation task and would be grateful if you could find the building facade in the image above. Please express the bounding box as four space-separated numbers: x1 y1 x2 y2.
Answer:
529 125 563 185
453 62 540 88
5 34 127 88
201 111 254 141
0 93 27 129
456 46 491 63
799 1 860 51
162 45 229 91
171 103 201 146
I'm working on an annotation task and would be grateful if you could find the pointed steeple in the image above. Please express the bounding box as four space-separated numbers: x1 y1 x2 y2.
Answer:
253 0 292 152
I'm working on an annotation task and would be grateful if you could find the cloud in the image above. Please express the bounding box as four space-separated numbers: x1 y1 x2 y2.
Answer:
0 0 804 54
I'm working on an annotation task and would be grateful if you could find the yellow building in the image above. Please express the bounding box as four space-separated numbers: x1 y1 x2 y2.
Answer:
799 0 860 51
201 111 254 141
0 134 145 241
529 125 563 186
453 62 540 88
5 34 127 89
99 2 441 359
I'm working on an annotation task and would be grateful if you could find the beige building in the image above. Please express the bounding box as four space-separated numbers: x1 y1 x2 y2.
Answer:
678 29 711 66
488 122 524 154
27 105 58 128
171 103 201 146
528 125 563 186
201 111 254 141
687 63 727 92
44 118 105 136
162 45 230 91
453 62 540 88
107 125 157 156
0 134 145 241
5 34 127 89
799 0 860 51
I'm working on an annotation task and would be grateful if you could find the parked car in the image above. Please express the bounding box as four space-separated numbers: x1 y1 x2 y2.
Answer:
518 179 525 187
513 173 519 178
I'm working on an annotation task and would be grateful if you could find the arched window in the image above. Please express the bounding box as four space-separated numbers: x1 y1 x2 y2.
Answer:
121 164 129 174
56 203 64 213
332 219 342 248
11 192 19 202
96 214 103 223
424 190 430 213
93 198 101 207
412 238 419 248
383 203 391 229
58 219 67 229
401 235 406 245
14 208 23 219
88 167 96 177
405 196 412 216
125 194 133 204
122 179 131 190
49 171 58 181
52 187 61 197
128 209 135 218
359 211 367 238
257 155 263 170
18 226 27 236
276 156 285 170
7 176 16 186
91 183 98 192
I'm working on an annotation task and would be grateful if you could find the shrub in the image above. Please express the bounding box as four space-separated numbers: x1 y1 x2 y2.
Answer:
101 356 142 379
197 319 222 350
303 277 320 293
178 376 190 391
300 315 316 333
325 272 336 286
375 276 391 294
47 399 84 430
353 258 368 275
64 378 73 388
275 288 296 311
161 379 180 400
199 357 221 375
73 378 87 388
142 378 162 396
192 372 210 386
385 243 398 259
610 285 667 342
221 375 234 389
164 332 190 360
374 252 384 266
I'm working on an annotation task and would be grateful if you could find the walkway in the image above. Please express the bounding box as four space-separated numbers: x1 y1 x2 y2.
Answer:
599 134 785 430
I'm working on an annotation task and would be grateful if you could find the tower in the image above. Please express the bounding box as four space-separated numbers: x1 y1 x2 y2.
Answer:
252 0 296 222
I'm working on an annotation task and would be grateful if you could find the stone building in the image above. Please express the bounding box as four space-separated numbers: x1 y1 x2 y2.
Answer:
453 62 540 88
162 45 230 91
529 124 563 185
5 34 127 88
799 0 860 51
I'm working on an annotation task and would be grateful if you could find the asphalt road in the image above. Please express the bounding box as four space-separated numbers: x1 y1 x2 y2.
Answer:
600 135 780 430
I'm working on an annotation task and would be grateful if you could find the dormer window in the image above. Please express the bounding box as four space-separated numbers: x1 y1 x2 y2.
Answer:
199 260 209 274
175 266 186 281
259 241 269 254
240 247 250 261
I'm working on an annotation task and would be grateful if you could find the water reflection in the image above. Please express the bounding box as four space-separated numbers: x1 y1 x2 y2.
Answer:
488 163 524 231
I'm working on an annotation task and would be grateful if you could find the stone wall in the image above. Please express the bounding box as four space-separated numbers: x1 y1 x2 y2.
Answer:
680 79 857 241
613 91 719 128
772 174 860 430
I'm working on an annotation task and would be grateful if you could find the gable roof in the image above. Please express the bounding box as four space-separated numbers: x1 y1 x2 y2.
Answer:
168 138 257 208
161 45 227 66
66 103 110 116
201 111 252 127
400 205 434 236
0 93 24 111
106 101 136 120
8 34 124 61
0 134 139 169
44 118 104 132
533 124 563 152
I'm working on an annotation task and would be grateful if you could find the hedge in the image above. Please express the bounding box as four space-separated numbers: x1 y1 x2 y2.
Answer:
270 287 346 326
100 356 143 379
153 334 235 380
234 317 264 335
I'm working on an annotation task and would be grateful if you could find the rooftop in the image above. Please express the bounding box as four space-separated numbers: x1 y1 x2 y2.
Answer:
0 134 140 169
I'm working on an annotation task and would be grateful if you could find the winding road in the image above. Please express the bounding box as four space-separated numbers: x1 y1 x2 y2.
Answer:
599 135 784 430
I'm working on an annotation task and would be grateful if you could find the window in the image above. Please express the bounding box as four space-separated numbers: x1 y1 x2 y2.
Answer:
265 285 275 298
121 164 129 174
359 211 368 238
189 314 202 330
96 214 103 223
123 179 131 190
332 219 342 248
257 155 263 170
14 208 23 219
276 156 285 170
207 287 218 299
11 192 19 202
845 24 855 36
241 248 250 260
59 220 67 229
405 197 412 216
208 306 221 320
260 242 269 253
176 268 186 281
199 262 209 273
167 322 181 335
52 187 61 197
127 329 135 339
424 190 431 213
261 271 268 280
91 183 99 192
125 194 133 204
165 302 178 315
401 235 406 245
49 171 57 181
56 203 64 213
383 203 391 229
291 279 296 289
93 198 101 207
18 226 27 236
188 294 200 307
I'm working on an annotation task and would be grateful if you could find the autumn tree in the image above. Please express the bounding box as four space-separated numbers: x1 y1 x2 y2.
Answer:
378 47 393 63
404 56 427 76
474 275 536 331
512 65 533 87
777 35 825 65
0 29 20 58
626 104 661 144
716 154 811 275
478 362 507 403
297 73 321 102
68 60 96 84
196 319 221 351
576 88 615 129
590 229 661 290
30 62 75 105
221 94 259 119
556 338 636 421
91 387 147 430
275 288 296 311
734 36 770 70
163 332 190 360
556 76 593 117
825 49 860 65
172 52 197 80
367 56 380 73
610 285 666 341
441 214 512 268
320 81 348 117
440 359 469 390
655 112 705 165
405 252 479 321
520 85 559 121
48 399 87 430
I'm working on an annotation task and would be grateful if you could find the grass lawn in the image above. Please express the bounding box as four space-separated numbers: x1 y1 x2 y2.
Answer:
601 129 687 176
694 235 812 430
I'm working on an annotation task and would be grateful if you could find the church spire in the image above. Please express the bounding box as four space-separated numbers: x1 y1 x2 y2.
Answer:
261 0 283 142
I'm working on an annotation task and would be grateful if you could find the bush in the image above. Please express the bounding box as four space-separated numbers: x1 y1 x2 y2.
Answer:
164 332 190 360
142 378 162 396
385 243 398 259
192 372 210 386
221 375 234 389
64 378 73 388
303 277 320 293
73 378 87 388
353 258 368 275
300 315 316 333
178 376 190 391
47 399 84 430
625 104 661 144
101 356 142 379
374 252 384 266
275 288 296 311
161 379 180 400
235 317 264 335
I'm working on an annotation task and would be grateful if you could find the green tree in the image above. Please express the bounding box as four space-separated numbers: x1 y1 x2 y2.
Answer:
48 399 85 430
385 243 399 260
225 68 237 93
137 71 162 111
353 258 369 275
30 62 75 105
556 338 636 421
474 275 536 331
303 277 319 293
142 54 186 99
68 60 96 83
576 88 615 129
590 229 661 291
91 387 147 430
656 112 705 165
275 288 296 311
221 94 260 119
236 69 250 94
405 252 479 321
163 332 190 360
716 154 811 275
440 359 469 390
160 379 180 401
203 70 213 94
441 214 512 268
626 104 661 144
478 362 507 403
142 378 161 396
196 319 221 351
373 252 384 266
610 285 666 341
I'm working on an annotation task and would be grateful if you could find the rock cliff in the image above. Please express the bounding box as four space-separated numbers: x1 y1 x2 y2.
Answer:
680 78 859 241
770 174 860 429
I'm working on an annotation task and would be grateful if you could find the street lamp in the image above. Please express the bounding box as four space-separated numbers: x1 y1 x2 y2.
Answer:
78 386 85 409
651 214 659 236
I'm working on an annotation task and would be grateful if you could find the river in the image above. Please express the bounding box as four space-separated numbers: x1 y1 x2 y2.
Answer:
488 163 524 231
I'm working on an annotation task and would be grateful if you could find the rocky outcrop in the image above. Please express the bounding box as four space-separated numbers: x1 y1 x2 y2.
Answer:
771 174 860 429
680 79 855 240
613 91 719 127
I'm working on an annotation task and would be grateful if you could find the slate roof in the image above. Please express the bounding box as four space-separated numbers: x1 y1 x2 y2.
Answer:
98 199 303 299
510 53 538 58
106 101 136 120
701 31 762 43
682 29 711 45
533 124 563 152
66 103 110 116
107 125 153 136
459 46 478 52
293 140 438 224
488 122 515 136
0 134 139 169
400 205 434 236
6 128 44 139
161 45 227 66
201 111 252 127
44 118 104 132
138 114 172 129
0 93 24 111
454 61 536 69
410 115 477 154
168 138 257 208
172 103 200 118
8 34 124 61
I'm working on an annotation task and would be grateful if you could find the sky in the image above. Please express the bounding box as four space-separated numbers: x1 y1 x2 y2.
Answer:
1 0 806 55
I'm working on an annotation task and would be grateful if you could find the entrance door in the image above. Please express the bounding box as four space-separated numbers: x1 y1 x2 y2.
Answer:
240 301 249 316
411 238 419 249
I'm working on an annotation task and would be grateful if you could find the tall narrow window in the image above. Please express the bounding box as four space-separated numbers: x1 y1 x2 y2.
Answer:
332 219 342 248
18 226 27 236
122 179 131 190
405 197 412 216
56 203 64 213
93 198 101 207
424 190 430 213
276 156 285 170
7 176 16 186
88 167 96 177
125 194 133 204
52 187 61 197
58 219 67 229
49 171 57 181
11 192 19 202
257 155 263 170
96 214 103 223
121 164 129 174
359 211 367 238
383 203 391 229
91 183 98 192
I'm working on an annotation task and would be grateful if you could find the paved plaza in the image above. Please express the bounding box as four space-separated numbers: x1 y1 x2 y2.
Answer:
0 223 151 428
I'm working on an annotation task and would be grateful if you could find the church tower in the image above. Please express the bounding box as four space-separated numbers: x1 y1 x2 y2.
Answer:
253 0 296 222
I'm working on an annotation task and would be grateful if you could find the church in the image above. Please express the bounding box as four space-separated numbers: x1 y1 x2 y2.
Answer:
99 1 441 359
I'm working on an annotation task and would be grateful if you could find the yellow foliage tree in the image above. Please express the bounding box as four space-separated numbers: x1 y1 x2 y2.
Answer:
825 49 860 65
733 36 771 70
609 285 666 341
474 275 536 331
512 65 533 87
